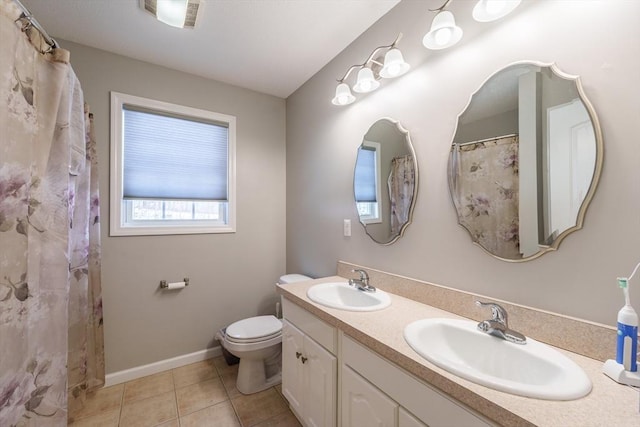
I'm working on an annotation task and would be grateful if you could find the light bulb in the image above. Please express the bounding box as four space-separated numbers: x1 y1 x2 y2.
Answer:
434 27 453 46
387 64 400 76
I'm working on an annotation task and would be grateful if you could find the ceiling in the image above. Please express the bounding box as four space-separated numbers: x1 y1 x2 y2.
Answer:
20 0 401 98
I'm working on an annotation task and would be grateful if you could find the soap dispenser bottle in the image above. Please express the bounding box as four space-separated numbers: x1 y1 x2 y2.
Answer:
616 278 638 372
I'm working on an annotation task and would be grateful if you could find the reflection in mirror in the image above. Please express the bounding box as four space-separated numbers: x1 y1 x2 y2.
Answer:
448 62 602 261
354 118 418 245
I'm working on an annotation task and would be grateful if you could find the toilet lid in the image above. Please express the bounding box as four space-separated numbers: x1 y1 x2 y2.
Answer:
226 315 282 340
279 274 311 284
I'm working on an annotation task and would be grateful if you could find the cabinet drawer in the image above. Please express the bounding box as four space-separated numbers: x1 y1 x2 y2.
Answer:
282 298 337 354
342 335 495 427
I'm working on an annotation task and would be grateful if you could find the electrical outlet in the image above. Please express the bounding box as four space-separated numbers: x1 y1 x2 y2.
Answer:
343 219 351 237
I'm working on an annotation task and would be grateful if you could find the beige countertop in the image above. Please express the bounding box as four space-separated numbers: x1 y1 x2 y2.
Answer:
277 276 640 427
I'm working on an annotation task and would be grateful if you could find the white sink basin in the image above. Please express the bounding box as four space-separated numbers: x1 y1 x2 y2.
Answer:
404 318 591 400
307 282 391 312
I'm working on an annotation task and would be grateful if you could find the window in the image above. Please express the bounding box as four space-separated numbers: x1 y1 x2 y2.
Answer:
110 92 236 236
354 141 382 224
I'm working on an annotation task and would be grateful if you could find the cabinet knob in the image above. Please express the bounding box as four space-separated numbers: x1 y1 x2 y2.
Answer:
301 356 308 364
295 351 302 359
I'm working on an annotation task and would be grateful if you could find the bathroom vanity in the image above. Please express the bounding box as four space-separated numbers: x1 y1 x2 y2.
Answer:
277 274 640 427
281 297 490 427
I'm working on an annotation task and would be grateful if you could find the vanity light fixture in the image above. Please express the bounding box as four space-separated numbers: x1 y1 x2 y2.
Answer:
353 67 380 93
332 83 356 106
423 1 463 50
473 0 522 22
332 33 410 106
423 0 521 50
378 48 411 78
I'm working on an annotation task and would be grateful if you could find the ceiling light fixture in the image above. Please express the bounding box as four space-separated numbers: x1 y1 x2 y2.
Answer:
156 0 189 28
332 33 410 106
141 0 201 29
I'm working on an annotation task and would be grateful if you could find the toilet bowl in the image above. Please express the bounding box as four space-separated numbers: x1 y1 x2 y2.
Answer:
217 274 311 394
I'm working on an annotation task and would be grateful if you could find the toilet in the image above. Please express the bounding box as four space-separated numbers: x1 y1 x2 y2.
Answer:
217 274 311 394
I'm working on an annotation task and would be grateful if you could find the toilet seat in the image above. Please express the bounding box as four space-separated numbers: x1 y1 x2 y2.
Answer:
226 315 282 342
223 332 282 354
225 331 281 344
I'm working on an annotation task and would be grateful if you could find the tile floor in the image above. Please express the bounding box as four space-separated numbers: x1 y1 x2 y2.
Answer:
69 356 302 427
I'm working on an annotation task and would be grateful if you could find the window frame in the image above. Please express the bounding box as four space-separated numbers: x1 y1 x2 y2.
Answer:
110 91 236 236
356 140 382 225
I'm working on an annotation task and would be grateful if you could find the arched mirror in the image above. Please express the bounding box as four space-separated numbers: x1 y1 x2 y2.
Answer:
448 62 603 261
354 118 418 245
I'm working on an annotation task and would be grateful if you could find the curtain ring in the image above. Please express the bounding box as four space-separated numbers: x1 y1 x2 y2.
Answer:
15 15 54 54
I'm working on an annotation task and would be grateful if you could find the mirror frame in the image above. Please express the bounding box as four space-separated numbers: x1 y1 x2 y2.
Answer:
355 117 419 245
448 61 604 262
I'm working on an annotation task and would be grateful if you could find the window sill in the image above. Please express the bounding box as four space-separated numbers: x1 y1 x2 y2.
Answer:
110 224 236 237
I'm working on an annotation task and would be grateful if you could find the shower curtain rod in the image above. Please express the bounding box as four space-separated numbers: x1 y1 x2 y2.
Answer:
13 0 58 50
453 133 518 147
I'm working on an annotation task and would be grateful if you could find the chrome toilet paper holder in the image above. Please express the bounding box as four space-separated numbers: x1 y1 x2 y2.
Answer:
159 277 190 289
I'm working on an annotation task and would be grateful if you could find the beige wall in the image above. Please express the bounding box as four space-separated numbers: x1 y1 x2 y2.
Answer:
286 0 640 326
61 40 287 373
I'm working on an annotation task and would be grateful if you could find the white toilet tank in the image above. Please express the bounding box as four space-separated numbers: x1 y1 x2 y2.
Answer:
278 274 311 284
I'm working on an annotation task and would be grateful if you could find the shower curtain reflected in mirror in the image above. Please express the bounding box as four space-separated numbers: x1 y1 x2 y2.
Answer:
450 135 520 259
388 155 415 235
0 1 104 425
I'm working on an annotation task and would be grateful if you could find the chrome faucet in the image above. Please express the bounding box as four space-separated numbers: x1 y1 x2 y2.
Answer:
349 269 376 292
475 301 526 345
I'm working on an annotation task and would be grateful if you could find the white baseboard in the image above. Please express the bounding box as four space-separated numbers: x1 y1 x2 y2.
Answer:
104 346 223 387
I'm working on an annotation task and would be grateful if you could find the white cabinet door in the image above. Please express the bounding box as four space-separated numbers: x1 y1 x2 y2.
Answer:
341 365 398 427
399 408 429 427
283 319 337 427
282 320 305 418
304 336 337 427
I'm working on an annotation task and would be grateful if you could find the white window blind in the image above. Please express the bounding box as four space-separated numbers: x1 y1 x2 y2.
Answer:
110 91 236 236
123 106 228 201
354 147 377 202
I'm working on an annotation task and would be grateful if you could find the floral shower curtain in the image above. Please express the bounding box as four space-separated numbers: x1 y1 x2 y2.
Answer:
450 135 520 259
388 155 415 235
0 1 104 425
